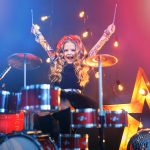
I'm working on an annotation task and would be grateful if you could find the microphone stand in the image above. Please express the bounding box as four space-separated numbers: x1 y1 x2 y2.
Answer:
98 57 105 150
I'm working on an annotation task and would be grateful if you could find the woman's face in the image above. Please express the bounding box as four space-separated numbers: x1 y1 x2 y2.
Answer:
63 41 77 64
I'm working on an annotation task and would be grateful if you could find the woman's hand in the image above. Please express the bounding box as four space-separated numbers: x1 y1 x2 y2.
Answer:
31 24 45 43
31 24 41 35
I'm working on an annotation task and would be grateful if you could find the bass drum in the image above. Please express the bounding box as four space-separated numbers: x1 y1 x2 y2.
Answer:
0 132 58 150
127 128 150 150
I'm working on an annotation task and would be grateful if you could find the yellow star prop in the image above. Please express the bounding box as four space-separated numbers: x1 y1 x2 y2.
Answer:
103 67 150 150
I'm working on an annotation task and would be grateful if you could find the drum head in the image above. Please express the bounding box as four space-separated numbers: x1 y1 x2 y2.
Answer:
0 134 40 150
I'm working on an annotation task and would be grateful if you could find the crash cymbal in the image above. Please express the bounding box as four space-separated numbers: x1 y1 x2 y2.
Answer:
7 53 42 70
83 54 118 67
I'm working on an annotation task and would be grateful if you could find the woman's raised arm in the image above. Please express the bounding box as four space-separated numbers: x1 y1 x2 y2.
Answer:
88 23 115 56
31 24 55 59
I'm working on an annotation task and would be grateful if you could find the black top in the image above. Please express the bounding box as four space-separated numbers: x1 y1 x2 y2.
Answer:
54 64 81 90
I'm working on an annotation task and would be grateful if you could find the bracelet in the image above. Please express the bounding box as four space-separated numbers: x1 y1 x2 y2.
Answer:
104 29 110 35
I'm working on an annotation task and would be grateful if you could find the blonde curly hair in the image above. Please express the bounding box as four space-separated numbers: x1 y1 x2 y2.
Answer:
49 35 90 87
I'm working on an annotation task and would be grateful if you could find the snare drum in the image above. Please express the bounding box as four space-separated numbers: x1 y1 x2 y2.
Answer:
71 108 98 128
21 84 60 112
59 134 88 150
0 132 57 150
0 111 24 133
105 110 127 128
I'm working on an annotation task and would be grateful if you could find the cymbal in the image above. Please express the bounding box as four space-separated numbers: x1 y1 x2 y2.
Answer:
83 54 118 67
7 53 42 70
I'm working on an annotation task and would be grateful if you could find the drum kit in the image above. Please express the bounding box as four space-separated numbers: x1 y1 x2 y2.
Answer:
0 52 128 149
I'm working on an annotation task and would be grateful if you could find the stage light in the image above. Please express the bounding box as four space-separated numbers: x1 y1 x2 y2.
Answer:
116 80 124 91
46 58 51 63
139 88 148 96
82 31 89 38
41 16 49 21
79 11 85 18
113 37 119 48
113 80 124 94
114 41 119 47
139 122 143 129
95 72 99 78
118 84 124 91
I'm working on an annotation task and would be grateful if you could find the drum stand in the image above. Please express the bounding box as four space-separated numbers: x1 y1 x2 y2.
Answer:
7 53 42 131
24 111 35 130
98 59 105 150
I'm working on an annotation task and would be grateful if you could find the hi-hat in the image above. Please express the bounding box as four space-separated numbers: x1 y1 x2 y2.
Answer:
7 53 42 70
83 54 118 67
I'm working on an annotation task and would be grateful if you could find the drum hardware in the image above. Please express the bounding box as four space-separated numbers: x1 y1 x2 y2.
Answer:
59 134 89 150
24 130 42 135
7 53 42 131
97 55 106 150
23 111 35 131
83 52 119 149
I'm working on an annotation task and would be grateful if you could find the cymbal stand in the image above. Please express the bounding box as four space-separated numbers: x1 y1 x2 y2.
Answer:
23 53 35 131
98 57 105 150
24 53 27 88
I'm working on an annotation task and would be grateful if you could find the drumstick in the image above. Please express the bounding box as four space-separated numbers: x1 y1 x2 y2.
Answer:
0 66 12 80
112 3 118 24
31 9 34 25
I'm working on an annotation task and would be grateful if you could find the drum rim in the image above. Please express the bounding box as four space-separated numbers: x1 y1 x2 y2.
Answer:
21 84 50 90
71 108 96 113
21 84 60 90
71 123 97 128
21 105 59 112
0 90 10 95
60 134 82 138
60 134 89 137
0 132 58 150
105 110 127 114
